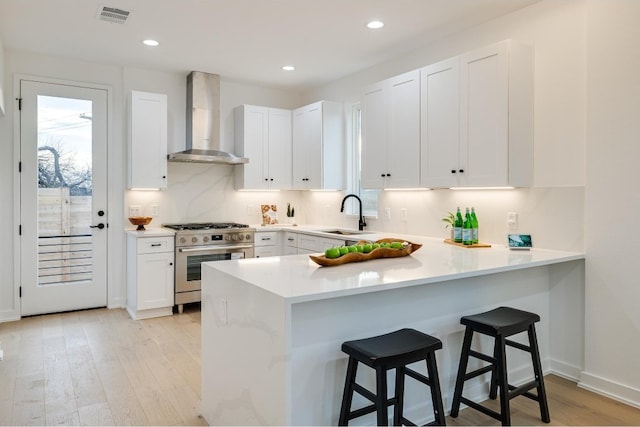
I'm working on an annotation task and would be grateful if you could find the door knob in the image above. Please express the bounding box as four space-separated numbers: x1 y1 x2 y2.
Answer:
97 210 105 216
90 223 105 229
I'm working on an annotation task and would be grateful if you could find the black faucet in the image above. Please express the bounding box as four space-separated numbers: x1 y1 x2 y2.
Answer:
340 194 367 231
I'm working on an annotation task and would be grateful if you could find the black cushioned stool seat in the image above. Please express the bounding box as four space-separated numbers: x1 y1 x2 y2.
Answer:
450 306 550 426
339 328 446 426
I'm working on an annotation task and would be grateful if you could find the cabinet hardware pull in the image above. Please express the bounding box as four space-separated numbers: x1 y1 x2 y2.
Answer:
451 169 456 174
459 169 464 173
150 243 162 247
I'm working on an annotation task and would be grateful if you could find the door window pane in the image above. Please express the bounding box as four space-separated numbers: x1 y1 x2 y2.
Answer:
37 95 94 285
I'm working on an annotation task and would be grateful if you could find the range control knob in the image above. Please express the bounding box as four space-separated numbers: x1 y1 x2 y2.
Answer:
192 237 198 244
239 234 245 240
245 234 251 241
225 235 231 241
179 237 187 244
232 234 238 241
203 236 210 243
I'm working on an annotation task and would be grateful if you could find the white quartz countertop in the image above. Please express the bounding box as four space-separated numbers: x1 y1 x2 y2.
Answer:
125 228 175 237
205 232 584 304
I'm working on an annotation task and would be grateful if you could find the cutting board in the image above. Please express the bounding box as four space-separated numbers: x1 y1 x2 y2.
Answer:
444 239 491 248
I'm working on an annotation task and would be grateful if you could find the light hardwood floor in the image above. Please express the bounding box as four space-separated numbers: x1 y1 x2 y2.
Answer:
1 307 639 426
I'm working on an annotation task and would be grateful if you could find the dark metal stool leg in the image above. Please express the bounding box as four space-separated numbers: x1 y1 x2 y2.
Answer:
393 366 405 426
489 337 500 399
426 353 446 426
339 357 358 426
450 327 474 417
496 335 511 426
528 325 550 423
375 367 389 426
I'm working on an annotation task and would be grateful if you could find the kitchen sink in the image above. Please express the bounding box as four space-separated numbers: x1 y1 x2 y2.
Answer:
317 229 368 236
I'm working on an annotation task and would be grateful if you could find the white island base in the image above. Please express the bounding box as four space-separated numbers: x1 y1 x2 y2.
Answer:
201 238 584 425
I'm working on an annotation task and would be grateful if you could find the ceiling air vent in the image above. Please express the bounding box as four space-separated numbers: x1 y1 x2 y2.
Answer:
97 5 130 24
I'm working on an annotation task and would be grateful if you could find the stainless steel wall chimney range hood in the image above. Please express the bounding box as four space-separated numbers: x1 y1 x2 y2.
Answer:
168 71 248 164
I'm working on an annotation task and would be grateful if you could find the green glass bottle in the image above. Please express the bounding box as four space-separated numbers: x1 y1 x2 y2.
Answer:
471 207 479 244
462 207 473 245
453 207 463 243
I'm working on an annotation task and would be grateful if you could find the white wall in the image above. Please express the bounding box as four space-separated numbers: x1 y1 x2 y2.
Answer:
583 0 640 408
0 37 5 115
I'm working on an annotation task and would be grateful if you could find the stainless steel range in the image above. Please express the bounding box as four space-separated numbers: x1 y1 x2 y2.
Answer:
163 222 255 313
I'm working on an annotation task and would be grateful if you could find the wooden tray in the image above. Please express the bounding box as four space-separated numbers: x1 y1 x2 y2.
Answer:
444 238 491 248
309 238 422 267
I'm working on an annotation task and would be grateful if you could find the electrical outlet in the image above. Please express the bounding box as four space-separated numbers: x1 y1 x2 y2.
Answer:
384 207 391 221
150 205 159 216
129 205 141 217
507 212 518 228
401 208 408 222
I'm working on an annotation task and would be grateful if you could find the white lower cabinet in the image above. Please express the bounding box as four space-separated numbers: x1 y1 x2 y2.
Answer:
255 231 281 257
284 232 298 255
126 233 175 320
255 231 346 257
296 234 345 254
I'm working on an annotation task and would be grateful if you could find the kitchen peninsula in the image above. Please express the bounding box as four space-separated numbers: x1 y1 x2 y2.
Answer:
201 234 584 426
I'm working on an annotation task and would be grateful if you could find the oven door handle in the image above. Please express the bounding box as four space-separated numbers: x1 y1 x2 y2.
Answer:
178 245 253 253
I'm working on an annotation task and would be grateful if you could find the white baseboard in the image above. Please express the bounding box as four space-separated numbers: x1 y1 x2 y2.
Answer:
0 311 20 324
107 297 126 309
548 358 582 382
579 371 640 410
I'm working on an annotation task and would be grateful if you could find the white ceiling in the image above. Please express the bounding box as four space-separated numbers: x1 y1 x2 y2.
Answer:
0 0 539 90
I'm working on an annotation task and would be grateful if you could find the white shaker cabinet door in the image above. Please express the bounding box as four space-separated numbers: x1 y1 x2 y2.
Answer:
136 251 174 311
267 108 293 189
129 91 168 189
292 101 344 190
387 70 421 188
361 70 420 189
459 41 510 187
235 105 291 190
420 57 461 188
361 82 389 189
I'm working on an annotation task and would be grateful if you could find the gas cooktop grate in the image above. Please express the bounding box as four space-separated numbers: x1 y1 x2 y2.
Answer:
163 222 250 231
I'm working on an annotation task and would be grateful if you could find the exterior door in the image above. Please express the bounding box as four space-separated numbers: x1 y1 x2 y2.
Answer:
19 78 108 316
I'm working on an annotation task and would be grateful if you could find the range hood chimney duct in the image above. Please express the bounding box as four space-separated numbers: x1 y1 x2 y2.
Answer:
168 71 248 164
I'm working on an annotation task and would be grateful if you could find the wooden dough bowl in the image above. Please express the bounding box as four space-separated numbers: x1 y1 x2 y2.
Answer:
309 238 422 267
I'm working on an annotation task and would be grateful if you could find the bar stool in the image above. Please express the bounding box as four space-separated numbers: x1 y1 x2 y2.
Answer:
450 306 550 426
338 328 446 426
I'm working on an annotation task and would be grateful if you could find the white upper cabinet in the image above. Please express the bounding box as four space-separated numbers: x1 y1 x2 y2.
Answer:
361 70 421 189
421 40 533 188
420 57 460 188
234 105 292 190
292 101 344 190
128 91 168 189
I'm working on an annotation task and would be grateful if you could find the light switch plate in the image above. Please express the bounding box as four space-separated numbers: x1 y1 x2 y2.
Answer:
129 205 141 217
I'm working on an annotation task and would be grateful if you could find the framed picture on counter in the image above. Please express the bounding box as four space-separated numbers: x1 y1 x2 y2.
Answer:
508 234 532 250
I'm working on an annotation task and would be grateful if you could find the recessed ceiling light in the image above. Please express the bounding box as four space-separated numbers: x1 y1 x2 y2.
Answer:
142 39 159 47
367 20 384 29
281 65 295 71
